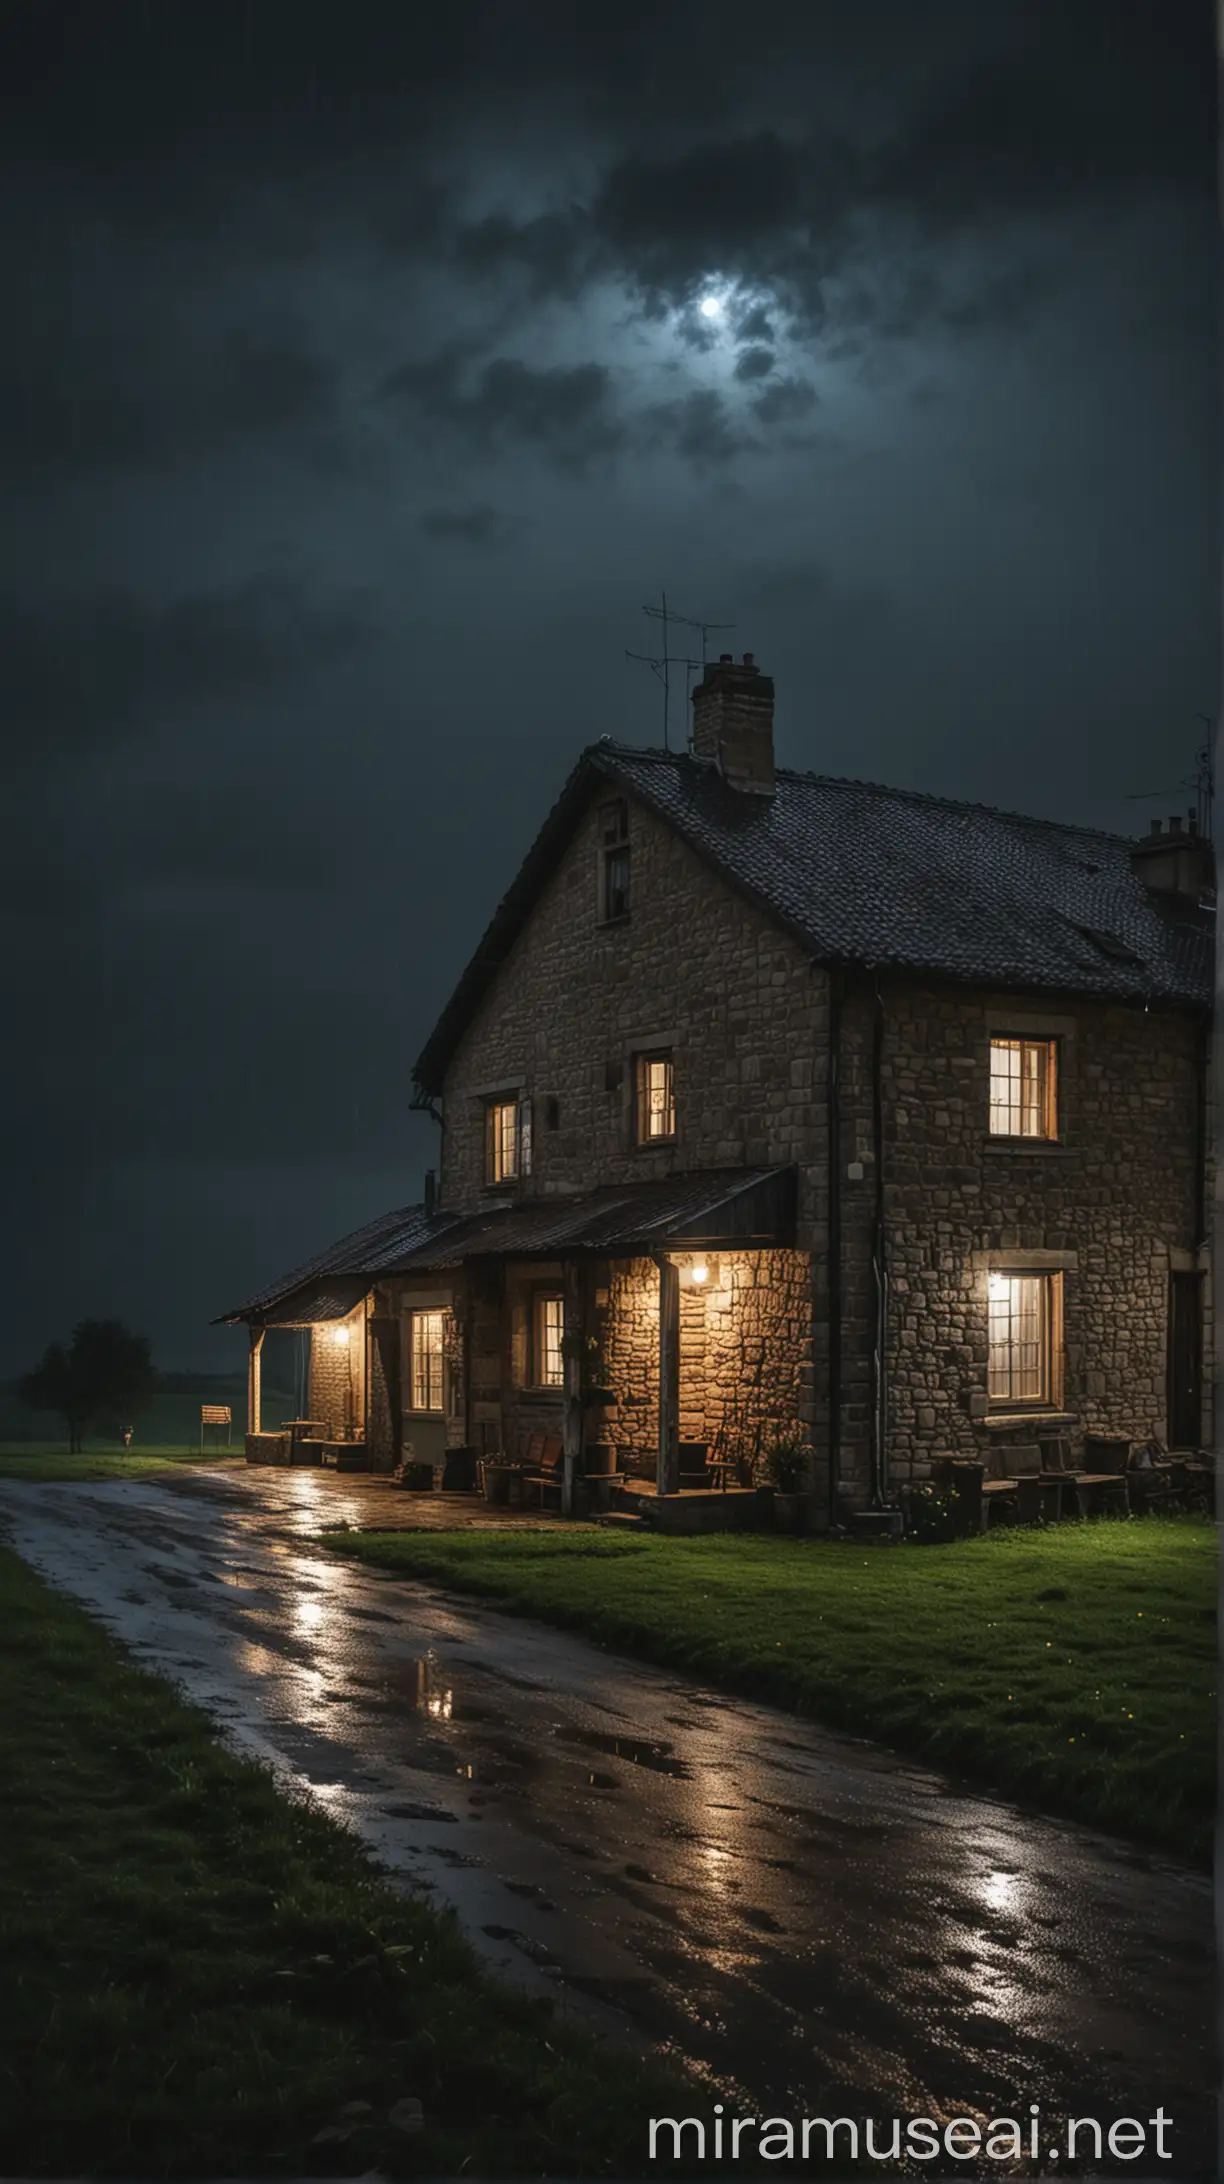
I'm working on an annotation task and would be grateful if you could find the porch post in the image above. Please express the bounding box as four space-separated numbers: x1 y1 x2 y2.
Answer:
247 1325 265 1436
561 1261 583 1518
657 1255 680 1496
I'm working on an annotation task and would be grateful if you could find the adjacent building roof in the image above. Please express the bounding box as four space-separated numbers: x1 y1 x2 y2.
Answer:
216 1167 796 1322
412 744 1213 1094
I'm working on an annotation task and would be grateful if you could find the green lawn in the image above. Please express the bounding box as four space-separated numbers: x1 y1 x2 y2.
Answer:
0 1444 248 1481
0 1546 698 2178
0 1384 295 1471
327 1519 1217 1864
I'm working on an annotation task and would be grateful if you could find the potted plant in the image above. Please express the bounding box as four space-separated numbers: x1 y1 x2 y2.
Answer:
763 1434 810 1533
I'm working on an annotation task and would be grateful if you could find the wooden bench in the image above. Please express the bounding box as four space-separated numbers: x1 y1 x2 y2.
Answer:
1040 1435 1129 1517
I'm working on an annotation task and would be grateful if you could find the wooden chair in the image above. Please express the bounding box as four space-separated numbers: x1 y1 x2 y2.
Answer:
980 1446 1020 1527
1008 1443 1054 1525
522 1433 566 1507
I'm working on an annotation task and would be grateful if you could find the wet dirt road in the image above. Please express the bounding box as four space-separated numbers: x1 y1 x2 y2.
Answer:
1 1468 1213 2172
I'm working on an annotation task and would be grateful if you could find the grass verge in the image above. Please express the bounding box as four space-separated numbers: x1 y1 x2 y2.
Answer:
326 1518 1216 1864
0 1545 697 2178
0 1444 245 1481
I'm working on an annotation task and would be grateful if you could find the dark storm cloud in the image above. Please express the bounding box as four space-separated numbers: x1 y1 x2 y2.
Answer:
749 378 818 427
643 391 752 469
733 348 777 384
2 575 378 757
419 504 507 545
0 294 343 483
377 349 623 467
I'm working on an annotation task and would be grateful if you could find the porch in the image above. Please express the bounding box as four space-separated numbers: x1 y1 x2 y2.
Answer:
382 1165 806 1520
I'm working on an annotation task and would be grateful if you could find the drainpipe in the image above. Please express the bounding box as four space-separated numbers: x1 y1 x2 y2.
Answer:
868 976 889 1509
826 965 844 1529
1193 1009 1210 1253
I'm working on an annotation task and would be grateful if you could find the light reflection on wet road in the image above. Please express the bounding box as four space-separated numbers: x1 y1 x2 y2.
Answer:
0 1468 1212 2172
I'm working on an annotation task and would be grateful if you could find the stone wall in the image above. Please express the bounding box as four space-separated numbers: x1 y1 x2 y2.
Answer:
437 786 828 1239
600 1247 810 1479
832 978 1208 1496
306 1305 367 1439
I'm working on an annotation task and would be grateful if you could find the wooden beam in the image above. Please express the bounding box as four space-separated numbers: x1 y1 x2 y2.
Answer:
657 1255 680 1495
247 1326 265 1436
561 1261 583 1518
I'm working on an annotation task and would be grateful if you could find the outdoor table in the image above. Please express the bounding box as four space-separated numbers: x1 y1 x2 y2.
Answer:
482 1461 525 1508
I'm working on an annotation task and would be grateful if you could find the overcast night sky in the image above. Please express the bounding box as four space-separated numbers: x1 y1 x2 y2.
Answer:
2 1 1217 1375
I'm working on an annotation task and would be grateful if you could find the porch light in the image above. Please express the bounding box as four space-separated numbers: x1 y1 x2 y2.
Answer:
691 1262 709 1284
331 1324 351 1346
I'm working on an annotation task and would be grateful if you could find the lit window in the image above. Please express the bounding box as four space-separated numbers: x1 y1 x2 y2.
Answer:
988 1273 1059 1405
486 1099 519 1183
409 1310 445 1412
533 1294 564 1388
635 1051 675 1143
989 1037 1057 1139
599 799 630 921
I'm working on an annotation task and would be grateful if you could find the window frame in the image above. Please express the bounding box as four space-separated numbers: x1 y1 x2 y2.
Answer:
529 1289 565 1391
634 1048 676 1145
598 798 631 923
986 1270 1064 1409
988 1035 1059 1142
407 1308 446 1414
485 1097 520 1185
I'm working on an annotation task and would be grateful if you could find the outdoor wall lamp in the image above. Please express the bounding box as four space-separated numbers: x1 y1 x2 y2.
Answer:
331 1324 351 1346
690 1262 709 1284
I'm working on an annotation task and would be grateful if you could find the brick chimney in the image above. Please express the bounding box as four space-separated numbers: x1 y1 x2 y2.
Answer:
1129 811 1216 903
690 651 775 796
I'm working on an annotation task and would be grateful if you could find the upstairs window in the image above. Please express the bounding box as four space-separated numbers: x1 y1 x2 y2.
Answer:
635 1050 675 1144
988 1272 1061 1406
409 1310 445 1413
599 798 630 921
989 1037 1057 1139
485 1096 530 1184
532 1293 564 1388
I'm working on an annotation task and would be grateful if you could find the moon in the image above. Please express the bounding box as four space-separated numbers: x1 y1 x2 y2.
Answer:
698 294 723 320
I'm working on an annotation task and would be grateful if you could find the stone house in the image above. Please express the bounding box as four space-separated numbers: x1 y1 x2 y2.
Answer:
222 653 1213 1519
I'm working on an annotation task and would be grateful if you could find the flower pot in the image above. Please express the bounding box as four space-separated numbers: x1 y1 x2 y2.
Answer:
773 1490 808 1535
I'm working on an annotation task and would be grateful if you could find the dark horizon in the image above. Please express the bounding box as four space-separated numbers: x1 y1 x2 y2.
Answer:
3 0 1217 1375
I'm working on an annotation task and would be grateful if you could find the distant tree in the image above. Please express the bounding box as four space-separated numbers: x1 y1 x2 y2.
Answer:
18 1320 155 1453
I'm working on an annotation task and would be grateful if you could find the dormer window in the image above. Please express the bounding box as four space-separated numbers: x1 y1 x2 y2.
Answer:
989 1037 1057 1140
599 798 630 922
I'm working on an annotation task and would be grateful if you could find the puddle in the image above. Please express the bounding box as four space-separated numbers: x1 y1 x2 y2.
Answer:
552 1724 690 1776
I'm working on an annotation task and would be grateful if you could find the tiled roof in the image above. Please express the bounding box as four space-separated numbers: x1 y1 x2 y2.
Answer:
412 745 1212 1093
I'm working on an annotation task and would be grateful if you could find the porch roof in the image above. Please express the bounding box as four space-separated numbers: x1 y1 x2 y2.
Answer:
214 1202 464 1324
216 1167 797 1326
383 1165 798 1271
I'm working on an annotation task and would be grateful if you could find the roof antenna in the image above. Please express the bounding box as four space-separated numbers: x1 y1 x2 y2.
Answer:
625 591 733 749
1123 716 1215 842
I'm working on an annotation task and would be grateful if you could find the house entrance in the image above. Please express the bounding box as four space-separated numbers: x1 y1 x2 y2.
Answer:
1167 1270 1204 1448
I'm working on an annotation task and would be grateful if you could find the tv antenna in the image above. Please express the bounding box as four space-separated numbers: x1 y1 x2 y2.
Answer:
1123 716 1215 841
625 591 735 750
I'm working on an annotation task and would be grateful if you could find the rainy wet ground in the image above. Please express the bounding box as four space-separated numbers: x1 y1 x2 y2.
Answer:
0 1466 1213 2173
